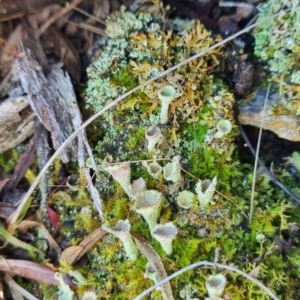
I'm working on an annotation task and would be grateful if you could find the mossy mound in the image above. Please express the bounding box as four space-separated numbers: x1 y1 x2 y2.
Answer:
71 5 300 299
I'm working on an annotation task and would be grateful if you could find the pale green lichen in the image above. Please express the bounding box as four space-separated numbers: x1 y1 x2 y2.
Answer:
105 6 155 39
205 273 227 298
102 219 139 261
254 0 300 114
254 0 300 82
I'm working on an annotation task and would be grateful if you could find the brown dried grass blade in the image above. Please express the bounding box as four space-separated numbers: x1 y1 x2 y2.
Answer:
0 258 76 289
132 233 174 300
249 83 270 223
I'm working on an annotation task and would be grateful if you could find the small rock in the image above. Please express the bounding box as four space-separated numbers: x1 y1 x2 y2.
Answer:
233 60 254 96
238 87 300 142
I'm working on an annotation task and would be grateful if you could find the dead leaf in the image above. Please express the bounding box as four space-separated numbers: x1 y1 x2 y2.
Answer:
60 246 83 265
93 0 110 21
15 220 61 255
0 258 76 289
47 205 60 229
38 0 84 35
234 6 254 22
0 203 17 220
26 5 61 28
248 265 260 278
61 228 106 265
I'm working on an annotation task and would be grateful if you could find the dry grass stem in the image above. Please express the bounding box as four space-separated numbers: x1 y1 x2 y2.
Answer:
73 6 106 25
249 83 270 223
38 0 84 36
133 260 279 300
219 1 255 9
66 21 106 35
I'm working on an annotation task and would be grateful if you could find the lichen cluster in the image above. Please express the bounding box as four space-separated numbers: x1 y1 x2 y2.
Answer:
254 0 300 114
55 4 300 299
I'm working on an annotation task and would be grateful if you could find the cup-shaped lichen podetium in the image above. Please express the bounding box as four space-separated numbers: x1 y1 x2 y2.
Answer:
143 160 163 180
177 190 195 209
131 177 147 200
144 262 158 286
151 222 178 255
102 219 138 261
158 85 176 124
195 177 217 209
145 125 163 153
134 190 163 230
205 273 227 298
102 155 132 198
163 155 182 184
214 119 232 139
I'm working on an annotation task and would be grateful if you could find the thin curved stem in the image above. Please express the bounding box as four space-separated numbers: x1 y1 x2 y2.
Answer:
249 83 270 223
133 261 279 300
238 122 300 205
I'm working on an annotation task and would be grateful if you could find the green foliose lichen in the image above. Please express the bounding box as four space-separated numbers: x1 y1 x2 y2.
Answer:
81 3 300 299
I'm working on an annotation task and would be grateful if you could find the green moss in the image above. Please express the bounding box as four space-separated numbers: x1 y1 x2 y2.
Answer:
111 67 138 90
125 127 145 150
0 149 19 173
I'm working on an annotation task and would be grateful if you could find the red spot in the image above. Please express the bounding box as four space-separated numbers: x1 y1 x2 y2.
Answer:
47 205 60 229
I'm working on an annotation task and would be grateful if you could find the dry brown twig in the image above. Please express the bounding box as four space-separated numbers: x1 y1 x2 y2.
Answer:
66 20 106 36
38 0 84 36
0 258 76 288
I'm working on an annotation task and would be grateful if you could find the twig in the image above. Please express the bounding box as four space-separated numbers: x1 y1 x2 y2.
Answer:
249 84 270 223
8 9 290 228
219 1 254 9
72 6 106 25
66 21 106 35
238 123 300 205
216 190 249 219
133 260 279 300
100 157 171 165
38 0 84 36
